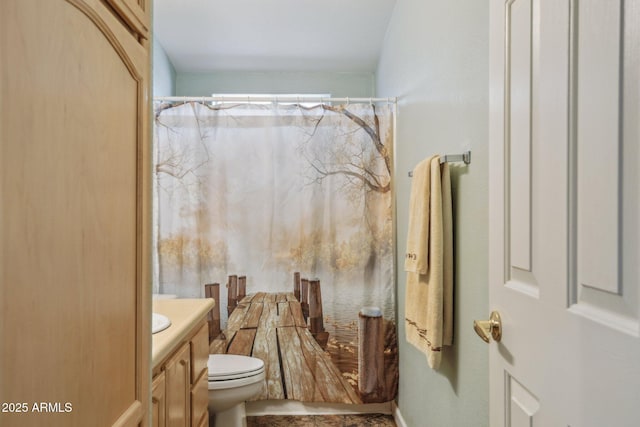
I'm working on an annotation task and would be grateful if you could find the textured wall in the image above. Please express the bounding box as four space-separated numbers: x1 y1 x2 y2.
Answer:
376 1 490 426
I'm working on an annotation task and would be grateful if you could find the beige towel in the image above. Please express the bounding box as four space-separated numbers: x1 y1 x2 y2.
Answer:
405 156 454 369
404 156 437 274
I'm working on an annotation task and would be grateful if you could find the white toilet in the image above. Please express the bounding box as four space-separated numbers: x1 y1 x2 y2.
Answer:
207 354 266 427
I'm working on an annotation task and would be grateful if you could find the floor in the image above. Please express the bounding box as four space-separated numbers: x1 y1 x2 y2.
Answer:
246 414 397 427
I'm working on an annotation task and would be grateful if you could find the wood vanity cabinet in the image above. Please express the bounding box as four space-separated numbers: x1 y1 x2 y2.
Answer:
153 321 210 427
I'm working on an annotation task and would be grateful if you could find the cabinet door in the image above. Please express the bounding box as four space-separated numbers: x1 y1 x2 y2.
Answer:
165 343 191 427
0 0 150 426
152 372 167 427
190 322 210 384
190 371 209 427
189 322 210 427
104 0 150 39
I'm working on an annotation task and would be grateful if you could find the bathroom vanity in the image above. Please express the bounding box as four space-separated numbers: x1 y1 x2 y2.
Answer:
152 299 215 427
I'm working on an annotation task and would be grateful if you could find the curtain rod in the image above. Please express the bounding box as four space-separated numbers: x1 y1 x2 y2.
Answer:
153 96 397 104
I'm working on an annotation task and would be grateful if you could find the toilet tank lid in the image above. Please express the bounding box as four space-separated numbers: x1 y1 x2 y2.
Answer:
208 354 264 377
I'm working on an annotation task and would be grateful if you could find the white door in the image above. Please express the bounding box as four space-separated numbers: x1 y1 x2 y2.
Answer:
489 0 640 426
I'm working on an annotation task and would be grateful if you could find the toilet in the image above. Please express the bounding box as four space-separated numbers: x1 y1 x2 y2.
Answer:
207 354 266 427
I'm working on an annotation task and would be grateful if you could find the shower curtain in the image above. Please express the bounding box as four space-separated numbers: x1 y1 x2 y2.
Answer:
153 100 397 402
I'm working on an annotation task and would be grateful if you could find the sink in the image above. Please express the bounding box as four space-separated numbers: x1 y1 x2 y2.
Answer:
152 313 171 334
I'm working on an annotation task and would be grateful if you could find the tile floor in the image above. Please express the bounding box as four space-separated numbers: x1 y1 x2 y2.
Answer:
246 413 397 427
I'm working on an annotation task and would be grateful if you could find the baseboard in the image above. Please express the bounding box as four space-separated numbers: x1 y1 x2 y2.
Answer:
391 401 408 427
245 400 393 417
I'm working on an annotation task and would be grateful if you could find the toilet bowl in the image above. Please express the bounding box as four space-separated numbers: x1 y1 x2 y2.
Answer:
207 354 265 427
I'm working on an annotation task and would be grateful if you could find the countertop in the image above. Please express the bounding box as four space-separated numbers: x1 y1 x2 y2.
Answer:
152 298 215 369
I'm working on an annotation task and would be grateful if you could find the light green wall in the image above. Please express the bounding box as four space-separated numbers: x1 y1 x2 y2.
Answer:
153 37 176 97
376 1 489 426
175 71 375 97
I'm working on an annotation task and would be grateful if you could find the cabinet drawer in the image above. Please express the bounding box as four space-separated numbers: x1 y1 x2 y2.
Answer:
191 370 209 427
190 322 209 383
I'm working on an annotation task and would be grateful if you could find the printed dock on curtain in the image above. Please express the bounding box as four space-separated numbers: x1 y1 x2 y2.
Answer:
154 100 397 403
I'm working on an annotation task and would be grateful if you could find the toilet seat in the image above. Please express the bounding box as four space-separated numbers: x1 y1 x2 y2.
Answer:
208 371 265 390
207 354 265 390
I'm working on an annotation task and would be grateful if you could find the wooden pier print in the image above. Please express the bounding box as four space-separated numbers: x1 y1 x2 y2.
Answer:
209 292 362 404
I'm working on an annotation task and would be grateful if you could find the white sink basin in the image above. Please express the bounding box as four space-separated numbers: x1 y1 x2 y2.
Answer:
152 313 171 334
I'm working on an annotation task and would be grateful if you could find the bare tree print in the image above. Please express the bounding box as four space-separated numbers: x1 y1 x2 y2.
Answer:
298 104 392 195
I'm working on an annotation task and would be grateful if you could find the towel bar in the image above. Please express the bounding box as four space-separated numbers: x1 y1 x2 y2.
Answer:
408 150 471 177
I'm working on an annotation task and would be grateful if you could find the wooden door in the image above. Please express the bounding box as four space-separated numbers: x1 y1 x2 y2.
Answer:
489 0 640 425
0 0 151 426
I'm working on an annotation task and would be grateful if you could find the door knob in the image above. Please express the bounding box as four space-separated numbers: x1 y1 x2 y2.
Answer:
473 311 502 343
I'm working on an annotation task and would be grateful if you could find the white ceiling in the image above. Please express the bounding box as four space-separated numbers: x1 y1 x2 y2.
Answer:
153 0 397 73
